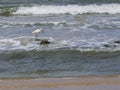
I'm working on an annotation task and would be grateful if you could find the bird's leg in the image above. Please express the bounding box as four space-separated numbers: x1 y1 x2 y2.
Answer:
35 34 38 40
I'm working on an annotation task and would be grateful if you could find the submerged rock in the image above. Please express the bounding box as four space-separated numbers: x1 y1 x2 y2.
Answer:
103 44 110 48
103 44 117 48
35 38 42 41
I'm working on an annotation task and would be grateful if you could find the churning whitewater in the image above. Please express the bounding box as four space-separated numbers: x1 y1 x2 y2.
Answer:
13 4 120 15
1 4 120 15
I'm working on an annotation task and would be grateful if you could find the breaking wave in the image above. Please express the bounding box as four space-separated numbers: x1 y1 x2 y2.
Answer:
13 4 120 15
1 4 120 16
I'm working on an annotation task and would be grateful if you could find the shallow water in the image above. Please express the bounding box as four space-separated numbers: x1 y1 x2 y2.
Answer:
0 50 120 78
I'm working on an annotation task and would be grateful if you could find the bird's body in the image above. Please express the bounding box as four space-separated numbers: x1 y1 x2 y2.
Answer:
32 29 51 44
32 29 44 40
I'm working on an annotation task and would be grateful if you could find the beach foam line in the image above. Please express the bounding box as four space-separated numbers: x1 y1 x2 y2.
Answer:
13 4 120 15
0 76 120 90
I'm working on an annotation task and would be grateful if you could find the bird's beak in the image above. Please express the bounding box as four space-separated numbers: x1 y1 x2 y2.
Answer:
42 30 44 33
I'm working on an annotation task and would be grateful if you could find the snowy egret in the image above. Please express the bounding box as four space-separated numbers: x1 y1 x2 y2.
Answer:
32 29 44 40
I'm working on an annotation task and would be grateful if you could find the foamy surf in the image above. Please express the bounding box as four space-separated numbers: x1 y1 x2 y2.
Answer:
0 36 120 52
13 4 120 15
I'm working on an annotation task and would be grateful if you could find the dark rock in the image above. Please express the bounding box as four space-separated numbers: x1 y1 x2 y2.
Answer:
103 44 110 47
114 41 120 44
40 40 50 45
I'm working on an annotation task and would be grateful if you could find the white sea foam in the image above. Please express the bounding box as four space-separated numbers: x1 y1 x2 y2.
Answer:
0 36 120 52
13 4 120 15
0 20 68 28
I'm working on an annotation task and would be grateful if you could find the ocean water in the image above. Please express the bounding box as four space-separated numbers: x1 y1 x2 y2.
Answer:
0 0 120 78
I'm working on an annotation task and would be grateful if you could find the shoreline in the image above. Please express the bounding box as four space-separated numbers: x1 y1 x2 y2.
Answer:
0 75 120 90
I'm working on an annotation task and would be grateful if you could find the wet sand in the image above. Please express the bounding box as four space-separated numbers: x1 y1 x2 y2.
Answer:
0 76 120 90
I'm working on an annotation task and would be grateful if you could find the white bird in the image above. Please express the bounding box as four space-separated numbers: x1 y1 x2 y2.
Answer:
32 29 44 40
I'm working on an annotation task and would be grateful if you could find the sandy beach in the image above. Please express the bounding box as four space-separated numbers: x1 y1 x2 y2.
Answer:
0 76 120 90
